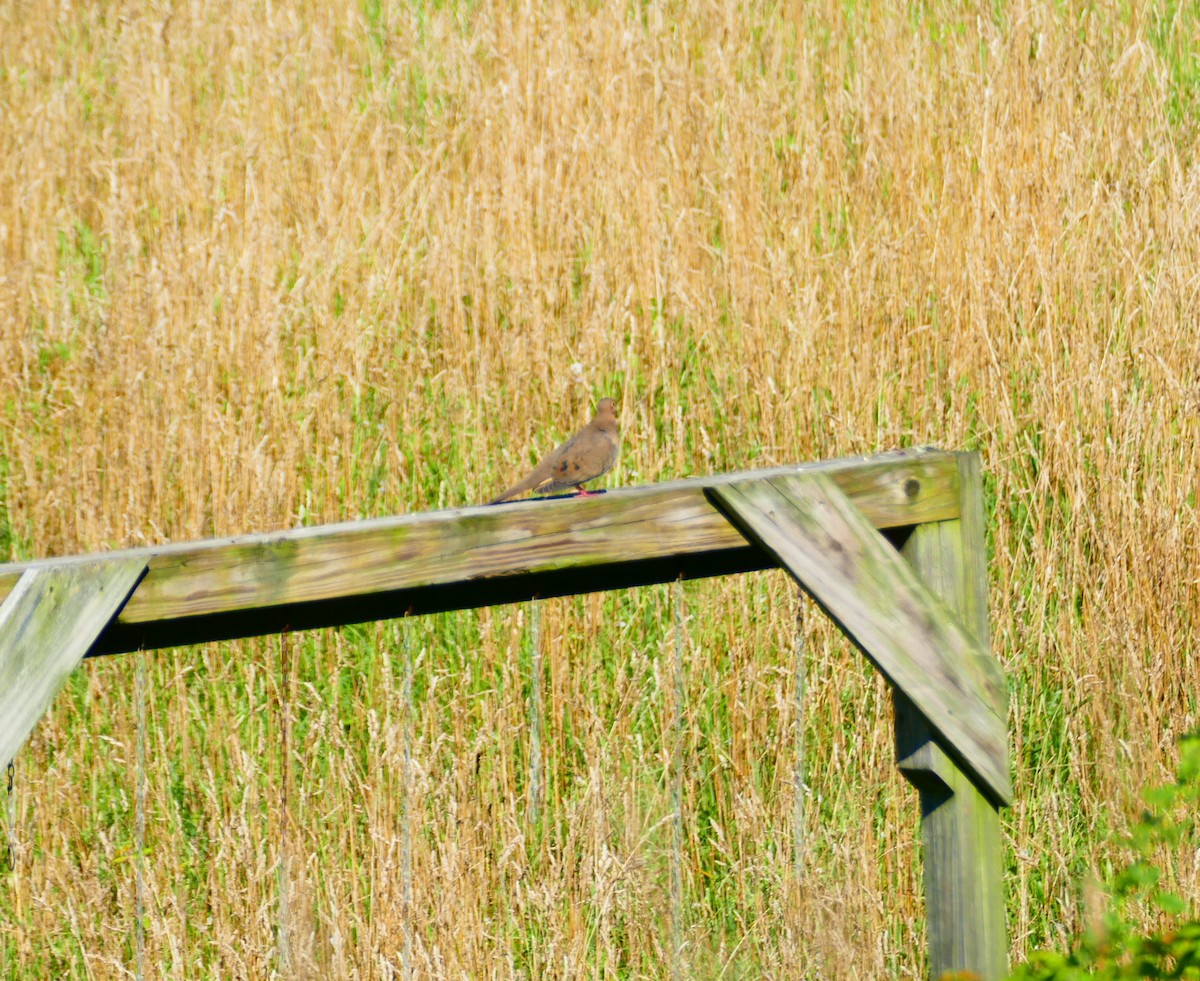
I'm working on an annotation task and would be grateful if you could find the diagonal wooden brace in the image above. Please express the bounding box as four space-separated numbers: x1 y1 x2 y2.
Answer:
708 472 1010 806
0 559 147 766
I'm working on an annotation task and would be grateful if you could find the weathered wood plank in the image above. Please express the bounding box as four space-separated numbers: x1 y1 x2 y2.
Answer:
0 450 961 657
0 559 146 765
708 471 1011 805
895 452 1008 980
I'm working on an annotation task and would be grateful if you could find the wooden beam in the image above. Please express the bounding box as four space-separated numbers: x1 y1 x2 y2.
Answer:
895 452 1008 979
0 450 961 657
0 559 146 766
707 471 1010 805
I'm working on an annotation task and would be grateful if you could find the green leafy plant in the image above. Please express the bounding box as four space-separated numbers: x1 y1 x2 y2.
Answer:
1010 733 1200 980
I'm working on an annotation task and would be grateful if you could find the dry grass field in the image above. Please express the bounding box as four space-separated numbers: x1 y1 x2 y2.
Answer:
1 0 1199 976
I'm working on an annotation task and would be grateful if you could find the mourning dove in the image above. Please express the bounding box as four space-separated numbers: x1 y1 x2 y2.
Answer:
489 398 620 504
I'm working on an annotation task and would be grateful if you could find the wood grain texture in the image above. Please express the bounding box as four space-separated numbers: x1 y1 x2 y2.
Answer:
894 452 1008 980
0 450 961 657
0 559 146 765
708 470 1011 805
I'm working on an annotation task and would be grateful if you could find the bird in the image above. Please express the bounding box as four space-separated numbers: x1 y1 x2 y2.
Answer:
489 398 620 504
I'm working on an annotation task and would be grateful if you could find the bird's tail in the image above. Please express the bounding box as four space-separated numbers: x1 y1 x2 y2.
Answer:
488 474 539 505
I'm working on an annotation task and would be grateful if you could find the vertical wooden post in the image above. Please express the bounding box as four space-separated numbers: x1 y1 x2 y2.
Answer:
895 453 1007 980
708 466 1009 976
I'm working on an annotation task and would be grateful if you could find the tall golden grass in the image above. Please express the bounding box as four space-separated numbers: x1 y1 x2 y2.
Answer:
1 0 1198 976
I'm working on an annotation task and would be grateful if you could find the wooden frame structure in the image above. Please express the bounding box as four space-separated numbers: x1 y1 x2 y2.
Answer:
0 448 1009 978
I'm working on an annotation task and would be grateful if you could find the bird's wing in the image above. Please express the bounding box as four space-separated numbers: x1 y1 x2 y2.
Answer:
539 429 616 492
